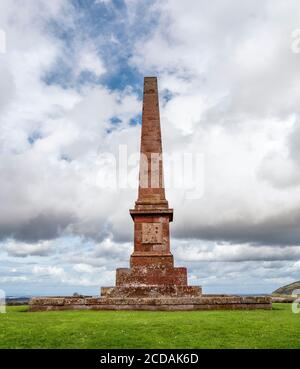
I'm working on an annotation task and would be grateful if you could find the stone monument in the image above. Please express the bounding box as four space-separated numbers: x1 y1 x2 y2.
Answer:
29 77 271 311
101 77 201 300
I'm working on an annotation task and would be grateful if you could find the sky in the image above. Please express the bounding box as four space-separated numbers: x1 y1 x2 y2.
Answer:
1 0 300 296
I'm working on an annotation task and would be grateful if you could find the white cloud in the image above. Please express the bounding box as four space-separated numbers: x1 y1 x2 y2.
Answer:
95 0 112 5
1 0 300 295
71 38 107 79
3 239 54 257
78 51 106 77
0 276 27 283
128 0 300 247
0 0 140 244
33 265 65 278
73 263 94 274
32 263 113 287
174 241 300 262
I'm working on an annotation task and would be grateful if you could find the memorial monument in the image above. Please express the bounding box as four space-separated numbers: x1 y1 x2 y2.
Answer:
29 77 271 311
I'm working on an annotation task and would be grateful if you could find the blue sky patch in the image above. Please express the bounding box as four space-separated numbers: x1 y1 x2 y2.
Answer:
28 131 43 146
43 0 159 95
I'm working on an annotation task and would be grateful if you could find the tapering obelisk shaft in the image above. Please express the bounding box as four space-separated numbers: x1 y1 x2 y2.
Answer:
137 77 168 209
128 76 176 271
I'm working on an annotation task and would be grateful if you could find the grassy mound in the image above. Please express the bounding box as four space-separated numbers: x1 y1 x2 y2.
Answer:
0 304 299 349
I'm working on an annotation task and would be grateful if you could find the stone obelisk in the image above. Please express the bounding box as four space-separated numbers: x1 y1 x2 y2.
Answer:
29 77 272 311
106 77 201 297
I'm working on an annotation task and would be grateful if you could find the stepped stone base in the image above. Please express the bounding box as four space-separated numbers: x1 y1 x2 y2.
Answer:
101 285 202 298
116 266 188 286
29 295 272 312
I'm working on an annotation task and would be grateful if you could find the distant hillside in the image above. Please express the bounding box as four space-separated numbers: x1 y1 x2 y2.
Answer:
6 297 30 306
273 281 300 296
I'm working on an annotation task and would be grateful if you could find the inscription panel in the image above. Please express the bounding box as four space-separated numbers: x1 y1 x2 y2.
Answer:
142 223 162 244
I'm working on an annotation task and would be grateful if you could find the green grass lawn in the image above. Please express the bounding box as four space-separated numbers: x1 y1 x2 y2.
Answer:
0 304 299 349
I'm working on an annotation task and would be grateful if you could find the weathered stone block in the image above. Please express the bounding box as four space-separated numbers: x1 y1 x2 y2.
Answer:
116 266 187 287
29 295 272 312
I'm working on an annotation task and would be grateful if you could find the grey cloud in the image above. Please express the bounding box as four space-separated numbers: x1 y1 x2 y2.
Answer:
0 212 76 243
173 206 300 246
289 119 300 164
257 115 300 189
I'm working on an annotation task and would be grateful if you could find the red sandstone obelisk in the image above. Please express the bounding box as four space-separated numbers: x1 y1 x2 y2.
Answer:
111 77 201 297
29 77 272 310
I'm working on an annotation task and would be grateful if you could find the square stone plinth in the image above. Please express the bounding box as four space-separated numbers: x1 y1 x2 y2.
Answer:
101 285 202 298
29 295 272 311
116 266 187 286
